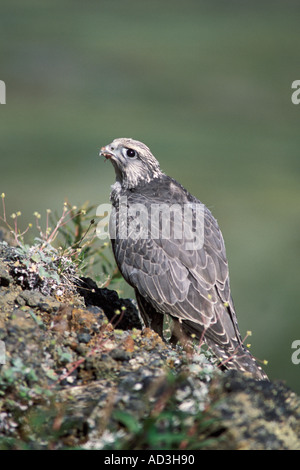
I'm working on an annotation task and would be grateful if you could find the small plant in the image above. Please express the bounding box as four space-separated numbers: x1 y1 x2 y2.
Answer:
1 193 32 245
0 193 120 295
7 243 77 296
0 356 48 402
1 193 87 249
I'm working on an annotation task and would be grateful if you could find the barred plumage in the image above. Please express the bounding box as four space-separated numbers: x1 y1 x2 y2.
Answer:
100 138 268 381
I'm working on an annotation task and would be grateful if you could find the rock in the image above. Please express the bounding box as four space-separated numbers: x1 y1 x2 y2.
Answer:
77 332 91 344
16 290 61 312
0 243 299 450
77 277 143 330
209 372 300 450
0 265 13 287
110 348 130 362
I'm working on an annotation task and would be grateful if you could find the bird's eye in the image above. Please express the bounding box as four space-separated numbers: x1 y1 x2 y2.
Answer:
126 148 137 158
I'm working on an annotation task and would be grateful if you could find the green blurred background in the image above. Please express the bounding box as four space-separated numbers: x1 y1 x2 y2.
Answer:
1 0 299 392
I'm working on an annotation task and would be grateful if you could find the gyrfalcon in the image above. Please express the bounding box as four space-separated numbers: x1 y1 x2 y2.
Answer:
100 137 268 380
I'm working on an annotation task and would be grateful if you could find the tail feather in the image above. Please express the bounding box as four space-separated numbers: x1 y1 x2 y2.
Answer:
173 317 269 381
206 340 269 381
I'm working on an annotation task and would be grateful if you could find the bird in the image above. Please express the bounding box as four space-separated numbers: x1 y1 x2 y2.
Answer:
100 137 268 381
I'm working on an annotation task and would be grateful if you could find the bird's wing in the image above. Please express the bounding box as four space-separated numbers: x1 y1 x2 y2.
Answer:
111 190 242 349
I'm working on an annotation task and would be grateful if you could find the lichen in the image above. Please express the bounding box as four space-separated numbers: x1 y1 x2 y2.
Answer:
0 244 299 450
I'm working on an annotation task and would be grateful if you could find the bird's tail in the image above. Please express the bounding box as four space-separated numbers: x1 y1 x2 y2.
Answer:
206 340 269 381
170 316 268 381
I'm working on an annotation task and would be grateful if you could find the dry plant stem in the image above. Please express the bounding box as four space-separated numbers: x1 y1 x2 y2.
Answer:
1 195 6 222
0 195 31 246
43 206 69 246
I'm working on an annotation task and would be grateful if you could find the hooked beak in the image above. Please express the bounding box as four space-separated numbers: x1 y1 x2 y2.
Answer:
100 146 114 160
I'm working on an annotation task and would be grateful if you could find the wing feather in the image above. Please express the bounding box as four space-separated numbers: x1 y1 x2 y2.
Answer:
111 176 242 352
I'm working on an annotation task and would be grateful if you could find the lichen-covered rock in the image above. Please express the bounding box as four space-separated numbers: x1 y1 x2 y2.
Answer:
0 243 299 450
208 372 300 450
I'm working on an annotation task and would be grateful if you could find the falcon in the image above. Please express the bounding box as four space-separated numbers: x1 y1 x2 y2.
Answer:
100 138 268 380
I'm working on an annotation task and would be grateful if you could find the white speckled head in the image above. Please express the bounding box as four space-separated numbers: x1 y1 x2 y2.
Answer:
100 138 163 188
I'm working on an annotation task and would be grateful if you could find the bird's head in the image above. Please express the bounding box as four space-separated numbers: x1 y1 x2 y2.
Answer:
100 138 162 188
